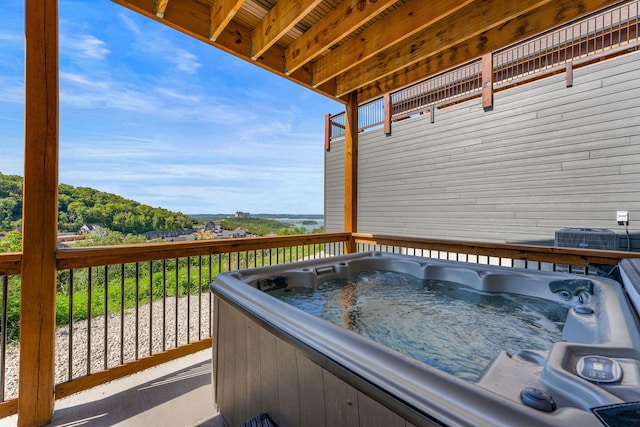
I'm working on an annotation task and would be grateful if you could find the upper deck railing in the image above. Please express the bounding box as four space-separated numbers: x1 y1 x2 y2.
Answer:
327 0 640 142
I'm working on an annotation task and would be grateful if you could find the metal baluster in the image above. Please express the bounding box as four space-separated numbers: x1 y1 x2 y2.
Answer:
87 267 93 375
104 265 108 370
135 263 139 360
0 276 7 400
120 264 125 365
187 257 191 344
149 260 153 356
163 259 167 352
69 270 74 380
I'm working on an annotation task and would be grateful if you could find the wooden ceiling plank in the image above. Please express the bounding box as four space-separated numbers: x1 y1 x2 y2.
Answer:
335 0 558 97
250 0 324 60
284 0 398 75
209 0 247 42
312 0 477 87
155 0 169 18
355 0 622 101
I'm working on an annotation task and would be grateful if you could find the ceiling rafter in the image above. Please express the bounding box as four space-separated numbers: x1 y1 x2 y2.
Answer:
335 0 557 97
111 0 339 100
284 0 398 75
355 0 622 101
250 0 324 60
155 0 170 18
209 0 247 41
311 0 477 88
113 0 624 104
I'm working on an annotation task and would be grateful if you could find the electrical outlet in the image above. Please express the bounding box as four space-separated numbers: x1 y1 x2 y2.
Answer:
617 211 629 226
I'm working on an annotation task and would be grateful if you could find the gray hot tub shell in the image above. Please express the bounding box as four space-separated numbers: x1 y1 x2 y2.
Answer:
211 252 640 426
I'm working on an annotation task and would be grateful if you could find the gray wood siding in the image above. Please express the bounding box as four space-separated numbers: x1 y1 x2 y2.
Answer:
324 137 345 233
213 297 431 427
326 51 640 247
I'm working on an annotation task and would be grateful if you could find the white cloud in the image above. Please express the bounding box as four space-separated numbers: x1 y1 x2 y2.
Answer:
118 12 141 35
61 34 110 60
0 33 21 43
172 49 202 74
0 77 24 104
60 72 110 89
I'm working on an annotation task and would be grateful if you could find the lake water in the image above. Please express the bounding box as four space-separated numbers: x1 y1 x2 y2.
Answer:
274 217 324 233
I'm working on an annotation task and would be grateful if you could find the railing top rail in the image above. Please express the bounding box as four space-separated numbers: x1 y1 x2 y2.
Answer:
56 232 351 270
0 252 22 275
352 233 640 266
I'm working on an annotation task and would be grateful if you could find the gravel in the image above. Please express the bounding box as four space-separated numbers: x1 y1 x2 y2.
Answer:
3 292 213 400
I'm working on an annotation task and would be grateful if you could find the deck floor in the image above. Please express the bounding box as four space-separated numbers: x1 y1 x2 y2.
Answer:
1 350 228 427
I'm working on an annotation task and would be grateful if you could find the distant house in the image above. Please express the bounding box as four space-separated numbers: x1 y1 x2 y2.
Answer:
203 221 223 232
217 227 247 239
79 223 106 237
234 211 250 218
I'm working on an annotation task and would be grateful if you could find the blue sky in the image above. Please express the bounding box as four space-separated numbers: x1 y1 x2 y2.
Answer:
0 1 341 215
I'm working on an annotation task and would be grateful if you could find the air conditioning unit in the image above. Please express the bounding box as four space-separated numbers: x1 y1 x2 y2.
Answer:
555 228 618 250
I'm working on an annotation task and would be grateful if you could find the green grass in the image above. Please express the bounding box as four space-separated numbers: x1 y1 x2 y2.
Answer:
3 244 324 344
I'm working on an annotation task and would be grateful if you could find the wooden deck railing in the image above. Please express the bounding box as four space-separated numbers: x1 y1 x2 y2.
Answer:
2 231 640 419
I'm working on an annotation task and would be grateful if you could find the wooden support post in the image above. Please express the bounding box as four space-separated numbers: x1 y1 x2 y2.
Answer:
324 113 331 151
481 53 494 109
565 61 574 87
383 92 391 135
344 92 358 254
19 0 59 425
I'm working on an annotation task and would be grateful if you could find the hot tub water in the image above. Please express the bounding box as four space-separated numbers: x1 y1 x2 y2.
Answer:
269 270 569 381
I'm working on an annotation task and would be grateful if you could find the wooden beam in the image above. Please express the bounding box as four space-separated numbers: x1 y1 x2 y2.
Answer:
284 0 397 75
250 0 323 60
20 0 59 425
343 92 358 254
336 0 557 97
312 0 476 87
154 0 169 18
209 0 246 42
355 0 620 101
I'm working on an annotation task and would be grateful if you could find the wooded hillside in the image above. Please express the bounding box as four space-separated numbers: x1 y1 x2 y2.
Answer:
0 172 196 233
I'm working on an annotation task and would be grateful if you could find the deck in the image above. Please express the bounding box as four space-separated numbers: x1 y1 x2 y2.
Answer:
0 350 227 427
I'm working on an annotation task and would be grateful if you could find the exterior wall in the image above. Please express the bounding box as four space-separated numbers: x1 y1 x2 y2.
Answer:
325 51 640 248
324 137 344 233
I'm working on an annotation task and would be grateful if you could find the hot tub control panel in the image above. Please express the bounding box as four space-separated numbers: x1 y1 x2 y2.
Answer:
576 356 622 383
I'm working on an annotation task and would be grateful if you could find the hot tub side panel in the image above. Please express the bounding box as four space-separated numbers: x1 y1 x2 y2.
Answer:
213 296 428 427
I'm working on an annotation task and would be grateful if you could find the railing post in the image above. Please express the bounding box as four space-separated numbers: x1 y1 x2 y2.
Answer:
19 0 59 424
481 52 494 109
344 91 358 254
565 61 574 87
383 92 391 135
324 113 331 151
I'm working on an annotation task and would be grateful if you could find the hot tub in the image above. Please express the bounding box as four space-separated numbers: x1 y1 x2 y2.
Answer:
211 252 640 426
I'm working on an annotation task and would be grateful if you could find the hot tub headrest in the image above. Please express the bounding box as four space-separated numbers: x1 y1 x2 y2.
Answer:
549 279 594 297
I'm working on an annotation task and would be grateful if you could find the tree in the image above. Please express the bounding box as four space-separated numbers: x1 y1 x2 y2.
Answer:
73 229 146 247
0 230 22 253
